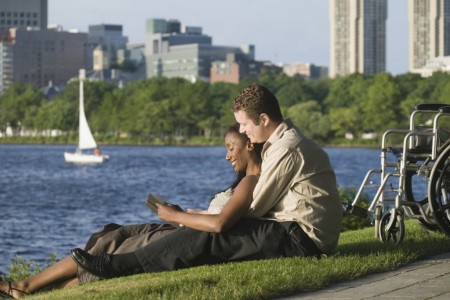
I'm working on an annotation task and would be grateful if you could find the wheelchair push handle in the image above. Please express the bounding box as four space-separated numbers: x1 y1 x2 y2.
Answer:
414 103 450 112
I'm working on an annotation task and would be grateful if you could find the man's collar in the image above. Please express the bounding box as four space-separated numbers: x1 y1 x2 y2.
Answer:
266 119 292 145
262 119 293 155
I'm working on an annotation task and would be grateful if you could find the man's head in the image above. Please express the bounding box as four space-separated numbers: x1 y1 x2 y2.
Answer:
232 84 283 143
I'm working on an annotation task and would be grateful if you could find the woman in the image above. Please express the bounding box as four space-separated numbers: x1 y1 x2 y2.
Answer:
0 124 261 299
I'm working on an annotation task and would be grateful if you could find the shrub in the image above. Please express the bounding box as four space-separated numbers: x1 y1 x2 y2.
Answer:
1 252 58 281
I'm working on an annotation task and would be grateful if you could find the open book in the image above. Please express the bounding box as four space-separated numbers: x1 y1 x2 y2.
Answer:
145 193 181 228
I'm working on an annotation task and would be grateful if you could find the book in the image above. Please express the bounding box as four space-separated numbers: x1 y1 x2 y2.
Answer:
145 193 167 213
145 193 181 228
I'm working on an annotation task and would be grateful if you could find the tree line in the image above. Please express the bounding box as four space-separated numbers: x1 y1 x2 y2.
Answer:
2 69 450 145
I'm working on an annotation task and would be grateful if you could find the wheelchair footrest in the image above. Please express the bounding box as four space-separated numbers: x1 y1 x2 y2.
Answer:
347 205 369 218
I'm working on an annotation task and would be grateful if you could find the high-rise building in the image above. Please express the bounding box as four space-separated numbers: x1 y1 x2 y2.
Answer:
145 18 255 82
88 24 129 69
329 0 387 78
0 0 47 33
0 28 88 93
408 0 450 73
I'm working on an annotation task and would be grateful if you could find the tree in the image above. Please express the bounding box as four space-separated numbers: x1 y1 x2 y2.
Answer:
34 99 76 131
361 73 401 132
324 73 369 111
329 106 361 138
0 83 45 132
286 101 331 142
275 79 314 107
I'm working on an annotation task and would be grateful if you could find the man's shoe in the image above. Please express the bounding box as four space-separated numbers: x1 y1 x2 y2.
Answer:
71 248 115 279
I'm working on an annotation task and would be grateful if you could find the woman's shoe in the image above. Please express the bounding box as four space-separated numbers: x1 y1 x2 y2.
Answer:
0 281 28 299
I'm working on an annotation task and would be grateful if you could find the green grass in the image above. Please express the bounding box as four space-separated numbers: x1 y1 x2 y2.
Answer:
27 220 450 299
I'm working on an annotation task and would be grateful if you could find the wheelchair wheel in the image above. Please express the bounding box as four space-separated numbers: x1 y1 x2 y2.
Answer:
379 210 405 245
428 145 450 236
404 170 439 231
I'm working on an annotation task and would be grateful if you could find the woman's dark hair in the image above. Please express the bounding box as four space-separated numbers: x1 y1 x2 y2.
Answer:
225 123 263 190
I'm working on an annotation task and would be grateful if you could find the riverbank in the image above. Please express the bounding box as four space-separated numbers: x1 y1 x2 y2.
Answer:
0 135 379 148
20 220 450 299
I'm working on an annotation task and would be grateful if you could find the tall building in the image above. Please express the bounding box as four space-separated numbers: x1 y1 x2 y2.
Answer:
88 24 128 69
0 0 47 33
145 18 255 82
329 0 387 78
0 28 88 93
408 0 450 73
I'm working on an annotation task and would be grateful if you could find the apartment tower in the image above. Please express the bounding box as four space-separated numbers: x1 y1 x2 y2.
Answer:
329 0 387 78
0 0 47 33
408 0 450 72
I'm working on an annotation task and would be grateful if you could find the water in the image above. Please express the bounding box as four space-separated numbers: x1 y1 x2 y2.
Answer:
0 145 382 275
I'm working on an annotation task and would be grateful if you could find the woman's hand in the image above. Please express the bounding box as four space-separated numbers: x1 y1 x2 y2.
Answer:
156 203 183 222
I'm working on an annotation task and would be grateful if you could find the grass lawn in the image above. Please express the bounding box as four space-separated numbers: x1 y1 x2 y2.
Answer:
27 220 450 299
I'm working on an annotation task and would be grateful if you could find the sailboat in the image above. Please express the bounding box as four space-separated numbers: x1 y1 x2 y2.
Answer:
64 69 109 164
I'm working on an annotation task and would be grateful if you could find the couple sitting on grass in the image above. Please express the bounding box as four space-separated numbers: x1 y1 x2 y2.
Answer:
0 84 343 299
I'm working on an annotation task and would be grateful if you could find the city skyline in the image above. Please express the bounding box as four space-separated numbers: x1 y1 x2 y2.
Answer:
49 0 409 75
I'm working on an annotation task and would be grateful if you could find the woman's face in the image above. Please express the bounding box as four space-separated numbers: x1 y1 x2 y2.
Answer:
225 132 251 173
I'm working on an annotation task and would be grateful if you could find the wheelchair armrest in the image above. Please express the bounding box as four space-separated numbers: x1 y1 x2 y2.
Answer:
415 103 449 111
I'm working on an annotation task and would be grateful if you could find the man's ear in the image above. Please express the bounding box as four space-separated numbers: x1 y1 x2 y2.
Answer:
260 113 270 126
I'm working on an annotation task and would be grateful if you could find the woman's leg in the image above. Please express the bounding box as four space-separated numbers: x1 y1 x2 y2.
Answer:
0 256 77 298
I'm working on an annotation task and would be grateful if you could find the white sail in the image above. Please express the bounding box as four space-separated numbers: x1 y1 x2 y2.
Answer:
78 73 97 150
64 69 109 164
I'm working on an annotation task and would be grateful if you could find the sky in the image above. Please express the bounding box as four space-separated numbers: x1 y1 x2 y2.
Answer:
49 0 409 75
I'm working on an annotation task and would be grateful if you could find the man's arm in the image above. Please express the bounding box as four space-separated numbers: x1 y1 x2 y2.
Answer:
247 145 298 217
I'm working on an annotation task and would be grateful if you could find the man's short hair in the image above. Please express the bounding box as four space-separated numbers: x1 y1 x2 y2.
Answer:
232 84 283 125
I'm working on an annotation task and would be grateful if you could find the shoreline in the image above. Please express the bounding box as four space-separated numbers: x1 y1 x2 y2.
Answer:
0 137 380 148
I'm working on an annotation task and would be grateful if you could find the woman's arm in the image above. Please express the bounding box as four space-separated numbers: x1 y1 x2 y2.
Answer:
185 209 210 215
157 175 258 233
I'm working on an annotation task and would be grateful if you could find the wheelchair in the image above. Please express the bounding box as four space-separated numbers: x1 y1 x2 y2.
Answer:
348 103 450 245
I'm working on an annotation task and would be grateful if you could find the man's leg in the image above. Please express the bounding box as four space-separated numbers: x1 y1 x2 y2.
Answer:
72 219 311 278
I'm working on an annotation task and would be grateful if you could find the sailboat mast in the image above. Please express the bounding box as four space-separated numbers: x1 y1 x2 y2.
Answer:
79 70 84 146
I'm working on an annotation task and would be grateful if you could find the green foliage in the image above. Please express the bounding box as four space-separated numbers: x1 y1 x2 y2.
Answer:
1 252 58 281
3 71 450 145
286 101 331 141
338 186 372 231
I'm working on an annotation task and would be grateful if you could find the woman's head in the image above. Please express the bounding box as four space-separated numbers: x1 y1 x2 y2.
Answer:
224 123 261 174
223 123 262 190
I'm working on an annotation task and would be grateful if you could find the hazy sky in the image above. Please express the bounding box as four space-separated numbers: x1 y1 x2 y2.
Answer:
49 0 409 75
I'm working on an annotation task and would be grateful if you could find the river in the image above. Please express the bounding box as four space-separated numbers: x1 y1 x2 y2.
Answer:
0 144 385 275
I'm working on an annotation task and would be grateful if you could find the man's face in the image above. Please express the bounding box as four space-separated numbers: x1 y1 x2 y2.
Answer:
234 110 266 143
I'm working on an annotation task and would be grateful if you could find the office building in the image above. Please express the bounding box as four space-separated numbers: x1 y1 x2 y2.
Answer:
210 52 260 84
417 55 450 77
145 18 255 82
408 0 450 73
282 62 328 79
0 27 88 93
0 0 47 33
329 0 387 78
88 24 128 69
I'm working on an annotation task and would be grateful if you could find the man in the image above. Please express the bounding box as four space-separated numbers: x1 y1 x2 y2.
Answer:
70 84 342 278
232 83 342 255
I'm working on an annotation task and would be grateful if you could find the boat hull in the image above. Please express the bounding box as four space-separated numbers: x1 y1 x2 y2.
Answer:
64 152 109 164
